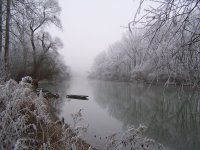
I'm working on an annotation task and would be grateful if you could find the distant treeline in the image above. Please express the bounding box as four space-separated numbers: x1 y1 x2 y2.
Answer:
90 0 200 86
0 0 70 82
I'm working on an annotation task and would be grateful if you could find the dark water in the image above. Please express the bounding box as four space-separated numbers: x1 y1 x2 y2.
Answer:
40 76 200 150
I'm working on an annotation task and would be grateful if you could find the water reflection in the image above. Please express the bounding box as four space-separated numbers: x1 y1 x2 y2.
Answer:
90 80 200 150
40 78 200 150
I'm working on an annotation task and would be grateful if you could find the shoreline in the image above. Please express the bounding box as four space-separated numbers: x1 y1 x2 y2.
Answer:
0 77 93 150
88 76 200 89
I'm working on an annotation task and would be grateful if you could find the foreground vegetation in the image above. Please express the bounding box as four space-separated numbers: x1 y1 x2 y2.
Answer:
90 0 200 86
0 77 90 149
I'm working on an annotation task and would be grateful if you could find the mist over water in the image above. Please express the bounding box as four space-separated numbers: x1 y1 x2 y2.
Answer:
49 0 140 73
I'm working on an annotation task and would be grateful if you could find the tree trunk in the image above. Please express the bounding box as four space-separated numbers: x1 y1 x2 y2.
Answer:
16 18 27 76
22 15 27 74
4 0 11 79
23 45 27 73
21 29 27 74
0 0 3 55
30 28 37 78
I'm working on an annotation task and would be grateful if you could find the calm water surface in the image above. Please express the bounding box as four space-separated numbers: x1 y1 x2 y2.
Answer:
40 76 200 150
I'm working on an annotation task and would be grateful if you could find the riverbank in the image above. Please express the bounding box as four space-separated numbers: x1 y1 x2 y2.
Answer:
0 77 92 150
88 74 200 88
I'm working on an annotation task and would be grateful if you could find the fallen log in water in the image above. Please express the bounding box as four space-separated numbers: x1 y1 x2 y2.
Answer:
66 95 89 100
36 88 59 99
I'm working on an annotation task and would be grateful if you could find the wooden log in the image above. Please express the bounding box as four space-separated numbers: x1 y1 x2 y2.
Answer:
66 95 89 100
32 79 38 90
36 88 59 99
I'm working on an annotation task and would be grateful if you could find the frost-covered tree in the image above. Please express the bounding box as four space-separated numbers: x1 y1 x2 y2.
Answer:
25 0 61 78
129 0 200 84
90 32 148 82
0 0 70 81
91 0 200 85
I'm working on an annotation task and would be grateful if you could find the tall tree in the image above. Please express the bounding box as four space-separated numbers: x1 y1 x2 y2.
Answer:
0 0 68 81
128 0 200 83
27 0 61 78
0 0 3 55
4 0 11 79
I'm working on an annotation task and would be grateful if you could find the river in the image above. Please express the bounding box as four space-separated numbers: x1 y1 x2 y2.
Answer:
39 75 200 150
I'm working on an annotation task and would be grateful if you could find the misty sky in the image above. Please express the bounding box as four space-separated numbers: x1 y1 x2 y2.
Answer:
50 0 141 73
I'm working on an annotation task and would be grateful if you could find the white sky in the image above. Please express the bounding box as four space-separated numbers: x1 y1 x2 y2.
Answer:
50 0 141 73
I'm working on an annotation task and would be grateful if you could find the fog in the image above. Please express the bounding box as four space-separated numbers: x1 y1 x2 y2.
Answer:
49 0 141 74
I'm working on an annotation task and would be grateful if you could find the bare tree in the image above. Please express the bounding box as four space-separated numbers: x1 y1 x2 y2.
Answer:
26 0 61 78
129 0 200 51
35 32 62 79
